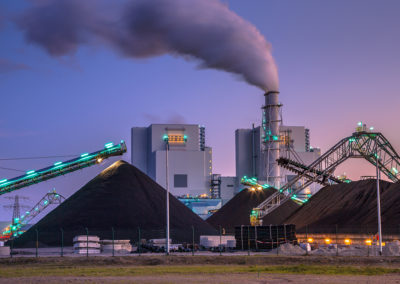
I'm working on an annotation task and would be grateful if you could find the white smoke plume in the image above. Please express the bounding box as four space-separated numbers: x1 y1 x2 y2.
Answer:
17 0 279 91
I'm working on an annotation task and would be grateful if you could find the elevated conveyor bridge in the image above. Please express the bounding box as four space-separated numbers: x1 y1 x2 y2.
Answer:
0 141 127 196
0 190 65 240
255 128 400 219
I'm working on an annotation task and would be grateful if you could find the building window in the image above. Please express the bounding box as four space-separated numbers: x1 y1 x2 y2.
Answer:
174 174 188 188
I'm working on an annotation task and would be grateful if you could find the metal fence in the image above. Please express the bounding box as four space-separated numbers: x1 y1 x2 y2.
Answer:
3 224 400 258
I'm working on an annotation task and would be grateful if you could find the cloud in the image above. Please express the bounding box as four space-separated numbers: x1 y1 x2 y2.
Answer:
165 113 187 124
0 58 30 74
142 112 187 124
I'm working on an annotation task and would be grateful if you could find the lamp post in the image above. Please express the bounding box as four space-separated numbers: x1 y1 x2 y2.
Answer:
164 135 170 255
375 143 383 255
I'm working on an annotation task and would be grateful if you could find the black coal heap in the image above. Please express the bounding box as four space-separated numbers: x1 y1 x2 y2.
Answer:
14 160 216 247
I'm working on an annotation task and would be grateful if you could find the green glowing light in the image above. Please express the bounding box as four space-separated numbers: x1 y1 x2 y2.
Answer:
54 161 62 166
26 170 35 175
80 153 89 157
272 135 279 141
358 122 362 126
0 179 7 183
105 142 114 148
162 134 168 141
370 126 374 131
349 138 356 142
392 167 399 174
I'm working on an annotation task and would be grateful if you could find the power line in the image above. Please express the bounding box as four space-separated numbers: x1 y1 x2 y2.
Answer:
0 155 78 161
0 166 25 173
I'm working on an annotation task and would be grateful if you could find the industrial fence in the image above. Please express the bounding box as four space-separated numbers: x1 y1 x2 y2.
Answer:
3 224 400 258
296 224 400 235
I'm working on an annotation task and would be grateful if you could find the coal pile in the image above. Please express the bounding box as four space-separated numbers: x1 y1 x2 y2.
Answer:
206 188 300 232
235 224 297 250
378 181 400 228
13 160 216 247
284 179 400 233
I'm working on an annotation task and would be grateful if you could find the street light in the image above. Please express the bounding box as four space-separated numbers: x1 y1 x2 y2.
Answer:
375 142 383 255
164 135 170 255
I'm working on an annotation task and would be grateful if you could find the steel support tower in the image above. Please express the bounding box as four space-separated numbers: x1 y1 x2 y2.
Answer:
1 190 65 240
256 129 400 218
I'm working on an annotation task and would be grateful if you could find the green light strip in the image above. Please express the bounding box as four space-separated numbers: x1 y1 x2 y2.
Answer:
0 142 126 194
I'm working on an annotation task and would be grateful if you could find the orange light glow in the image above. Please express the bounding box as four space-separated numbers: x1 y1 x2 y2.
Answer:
324 238 331 244
344 239 351 245
365 239 372 246
307 238 314 243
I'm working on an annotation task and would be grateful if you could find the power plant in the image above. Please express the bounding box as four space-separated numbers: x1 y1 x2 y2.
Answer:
1 0 400 263
4 87 400 250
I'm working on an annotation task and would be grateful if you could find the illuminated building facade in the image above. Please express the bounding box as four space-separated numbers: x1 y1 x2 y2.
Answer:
131 124 212 197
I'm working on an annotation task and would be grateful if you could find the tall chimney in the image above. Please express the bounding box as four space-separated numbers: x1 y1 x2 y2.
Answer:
262 91 281 188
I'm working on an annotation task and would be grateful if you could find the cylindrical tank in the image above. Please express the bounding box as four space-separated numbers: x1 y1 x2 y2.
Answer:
263 91 281 188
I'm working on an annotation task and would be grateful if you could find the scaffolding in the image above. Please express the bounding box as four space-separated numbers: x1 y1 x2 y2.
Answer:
210 174 221 198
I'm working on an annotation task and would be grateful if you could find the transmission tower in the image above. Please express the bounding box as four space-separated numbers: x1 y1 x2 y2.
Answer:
3 195 30 224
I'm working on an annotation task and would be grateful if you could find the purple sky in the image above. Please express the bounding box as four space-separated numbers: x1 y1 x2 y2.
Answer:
0 0 399 221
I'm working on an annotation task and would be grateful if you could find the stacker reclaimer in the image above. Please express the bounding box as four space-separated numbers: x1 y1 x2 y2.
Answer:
248 123 400 225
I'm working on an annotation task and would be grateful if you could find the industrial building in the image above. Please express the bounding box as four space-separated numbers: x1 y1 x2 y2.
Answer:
235 124 321 195
130 120 321 218
131 124 213 197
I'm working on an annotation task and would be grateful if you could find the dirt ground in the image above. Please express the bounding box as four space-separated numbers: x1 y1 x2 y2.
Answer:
1 274 400 284
2 254 400 266
2 255 400 283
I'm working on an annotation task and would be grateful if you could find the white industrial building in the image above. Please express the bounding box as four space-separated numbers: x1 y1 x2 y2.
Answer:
235 124 321 194
131 124 212 197
130 122 321 218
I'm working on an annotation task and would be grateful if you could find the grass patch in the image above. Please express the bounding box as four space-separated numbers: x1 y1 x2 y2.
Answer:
0 265 399 278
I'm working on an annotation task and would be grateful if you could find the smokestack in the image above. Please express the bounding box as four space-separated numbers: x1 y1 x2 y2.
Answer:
262 91 281 188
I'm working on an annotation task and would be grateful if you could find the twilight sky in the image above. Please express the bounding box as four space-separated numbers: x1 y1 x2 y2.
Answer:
0 0 399 221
